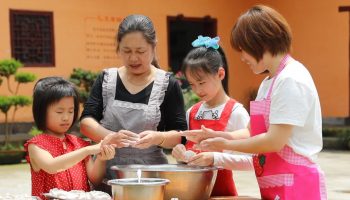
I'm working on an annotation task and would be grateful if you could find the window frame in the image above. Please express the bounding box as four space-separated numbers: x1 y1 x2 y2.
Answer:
9 9 55 67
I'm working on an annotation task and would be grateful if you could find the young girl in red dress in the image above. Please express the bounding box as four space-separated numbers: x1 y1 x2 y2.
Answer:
172 36 250 197
24 77 116 199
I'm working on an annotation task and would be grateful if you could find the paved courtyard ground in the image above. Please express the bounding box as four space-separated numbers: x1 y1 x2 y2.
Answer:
0 150 349 199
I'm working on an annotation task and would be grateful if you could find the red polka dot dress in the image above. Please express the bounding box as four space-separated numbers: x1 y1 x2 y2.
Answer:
24 134 91 200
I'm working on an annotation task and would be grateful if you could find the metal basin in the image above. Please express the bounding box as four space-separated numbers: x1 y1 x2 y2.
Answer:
108 178 169 200
111 164 218 200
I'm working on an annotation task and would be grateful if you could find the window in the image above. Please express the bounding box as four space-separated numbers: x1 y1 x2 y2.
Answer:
10 10 55 67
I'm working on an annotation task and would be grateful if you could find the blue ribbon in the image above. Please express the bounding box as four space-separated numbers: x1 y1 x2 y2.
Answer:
191 35 220 50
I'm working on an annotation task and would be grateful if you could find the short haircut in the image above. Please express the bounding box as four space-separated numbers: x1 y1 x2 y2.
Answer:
32 76 80 131
231 5 292 61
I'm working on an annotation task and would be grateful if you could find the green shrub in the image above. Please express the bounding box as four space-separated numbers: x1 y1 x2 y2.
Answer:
69 68 98 103
0 59 22 78
171 71 200 110
28 126 42 136
0 58 36 147
15 72 36 83
323 126 350 149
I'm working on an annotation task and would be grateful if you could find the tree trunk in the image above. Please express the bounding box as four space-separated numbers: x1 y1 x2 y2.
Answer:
4 113 9 147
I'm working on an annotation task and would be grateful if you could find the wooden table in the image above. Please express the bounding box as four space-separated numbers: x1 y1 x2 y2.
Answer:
209 196 260 200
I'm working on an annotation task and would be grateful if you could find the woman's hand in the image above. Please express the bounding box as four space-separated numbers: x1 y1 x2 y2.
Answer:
182 125 216 143
187 152 214 167
197 137 229 152
133 131 164 149
97 145 116 161
102 130 140 147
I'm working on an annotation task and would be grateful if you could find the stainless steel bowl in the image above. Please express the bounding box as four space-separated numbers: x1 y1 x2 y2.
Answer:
111 164 218 200
108 178 169 200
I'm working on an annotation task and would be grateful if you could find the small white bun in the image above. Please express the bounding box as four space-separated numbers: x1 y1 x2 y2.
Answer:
184 150 196 162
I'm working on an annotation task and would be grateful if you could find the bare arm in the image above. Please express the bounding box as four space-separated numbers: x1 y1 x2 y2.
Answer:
85 157 105 186
81 117 140 148
80 117 112 142
28 143 100 174
86 145 115 186
208 127 250 140
160 130 182 148
182 124 251 143
133 130 182 149
199 124 293 154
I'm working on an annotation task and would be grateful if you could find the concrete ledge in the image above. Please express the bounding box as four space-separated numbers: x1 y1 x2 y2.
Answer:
0 133 32 143
323 137 349 150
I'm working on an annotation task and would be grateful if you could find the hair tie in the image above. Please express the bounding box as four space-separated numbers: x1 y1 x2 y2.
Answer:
191 35 220 50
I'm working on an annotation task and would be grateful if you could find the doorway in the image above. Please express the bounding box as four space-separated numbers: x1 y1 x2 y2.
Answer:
167 15 217 74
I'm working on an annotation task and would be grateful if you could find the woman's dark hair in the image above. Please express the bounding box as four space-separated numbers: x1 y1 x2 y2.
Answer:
32 77 80 131
231 5 292 62
117 14 159 68
182 46 229 93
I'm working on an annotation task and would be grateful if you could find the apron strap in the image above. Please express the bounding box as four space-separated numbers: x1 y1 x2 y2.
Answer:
188 101 203 130
144 68 170 130
266 54 292 99
102 68 118 116
219 99 236 129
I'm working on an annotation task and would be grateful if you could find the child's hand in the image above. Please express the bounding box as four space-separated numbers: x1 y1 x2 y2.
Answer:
97 145 116 161
198 137 229 152
187 152 214 167
181 125 215 143
171 144 188 162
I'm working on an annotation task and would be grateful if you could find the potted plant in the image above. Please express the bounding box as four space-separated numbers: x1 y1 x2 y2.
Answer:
0 58 36 164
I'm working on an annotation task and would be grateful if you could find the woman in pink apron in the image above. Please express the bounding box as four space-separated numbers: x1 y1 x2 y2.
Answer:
172 36 250 197
185 5 327 200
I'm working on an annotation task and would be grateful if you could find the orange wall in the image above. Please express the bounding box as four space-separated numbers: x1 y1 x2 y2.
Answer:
260 0 350 118
0 0 349 123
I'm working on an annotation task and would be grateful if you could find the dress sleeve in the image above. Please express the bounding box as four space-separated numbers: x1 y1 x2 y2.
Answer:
24 138 34 163
24 136 49 153
24 135 49 163
80 72 104 121
213 152 253 171
159 76 187 131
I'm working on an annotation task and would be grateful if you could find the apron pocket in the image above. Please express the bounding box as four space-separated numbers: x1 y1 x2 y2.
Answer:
257 173 294 188
258 174 294 200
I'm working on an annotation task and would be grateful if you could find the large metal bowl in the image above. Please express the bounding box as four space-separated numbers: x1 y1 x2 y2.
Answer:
108 178 169 200
111 164 218 200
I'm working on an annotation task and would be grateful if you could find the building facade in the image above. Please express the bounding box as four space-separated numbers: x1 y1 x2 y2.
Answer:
0 0 349 123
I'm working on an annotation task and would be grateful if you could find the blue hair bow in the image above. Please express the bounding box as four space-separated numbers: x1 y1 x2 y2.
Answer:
191 35 220 50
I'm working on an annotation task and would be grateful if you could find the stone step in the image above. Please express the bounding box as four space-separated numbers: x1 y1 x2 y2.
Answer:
0 133 31 143
323 137 349 150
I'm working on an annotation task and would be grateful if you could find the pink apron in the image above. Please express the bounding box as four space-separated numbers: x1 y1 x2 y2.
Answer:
186 99 238 196
250 55 327 200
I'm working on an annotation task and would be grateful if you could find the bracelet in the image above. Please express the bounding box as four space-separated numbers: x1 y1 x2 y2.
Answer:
158 132 166 146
